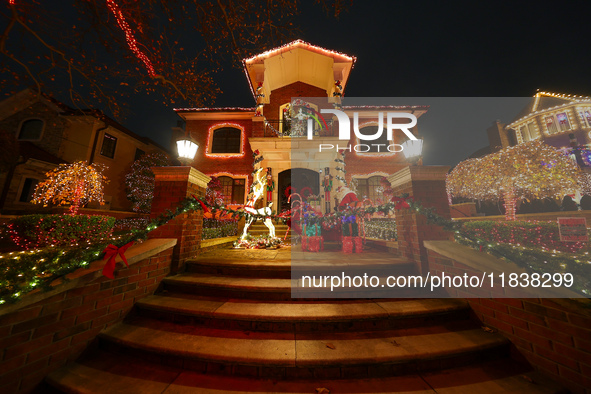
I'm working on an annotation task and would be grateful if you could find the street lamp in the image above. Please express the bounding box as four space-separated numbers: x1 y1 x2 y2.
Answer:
402 138 423 165
176 134 198 165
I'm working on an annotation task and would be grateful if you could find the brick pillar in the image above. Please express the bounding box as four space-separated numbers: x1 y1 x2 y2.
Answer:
149 167 211 273
388 166 453 275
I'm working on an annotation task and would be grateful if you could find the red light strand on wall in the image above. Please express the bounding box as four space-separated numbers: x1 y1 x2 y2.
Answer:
105 0 156 77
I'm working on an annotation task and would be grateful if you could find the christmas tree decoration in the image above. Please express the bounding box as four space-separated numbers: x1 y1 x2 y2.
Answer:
447 141 580 220
32 161 108 215
125 152 170 213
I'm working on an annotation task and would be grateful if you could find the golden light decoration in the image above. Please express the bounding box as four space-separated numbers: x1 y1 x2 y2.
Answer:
32 161 109 215
447 140 580 220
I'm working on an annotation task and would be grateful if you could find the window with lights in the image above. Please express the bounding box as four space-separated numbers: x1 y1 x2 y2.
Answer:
545 112 571 135
211 127 241 154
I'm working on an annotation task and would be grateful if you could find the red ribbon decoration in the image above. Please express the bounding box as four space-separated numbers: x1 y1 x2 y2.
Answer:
102 241 134 279
391 196 411 210
192 195 209 213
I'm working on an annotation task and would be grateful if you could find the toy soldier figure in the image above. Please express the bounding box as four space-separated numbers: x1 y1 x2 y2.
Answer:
322 167 333 214
266 167 274 203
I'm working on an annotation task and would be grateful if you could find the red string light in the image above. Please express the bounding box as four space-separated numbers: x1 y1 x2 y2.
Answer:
105 0 156 77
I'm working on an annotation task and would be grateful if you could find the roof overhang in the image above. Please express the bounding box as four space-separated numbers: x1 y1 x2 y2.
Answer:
175 108 256 121
242 40 356 102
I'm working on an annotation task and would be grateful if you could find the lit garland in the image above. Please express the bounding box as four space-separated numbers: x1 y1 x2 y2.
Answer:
205 123 246 158
3 191 591 303
447 141 580 220
32 161 108 215
125 152 170 213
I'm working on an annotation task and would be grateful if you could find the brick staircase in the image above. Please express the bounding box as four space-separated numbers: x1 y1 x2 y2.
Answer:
45 251 566 393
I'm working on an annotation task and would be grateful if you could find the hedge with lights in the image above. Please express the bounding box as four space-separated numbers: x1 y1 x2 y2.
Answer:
8 215 115 250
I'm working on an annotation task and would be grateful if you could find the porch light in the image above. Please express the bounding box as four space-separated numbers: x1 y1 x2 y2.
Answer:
402 138 423 164
176 134 198 165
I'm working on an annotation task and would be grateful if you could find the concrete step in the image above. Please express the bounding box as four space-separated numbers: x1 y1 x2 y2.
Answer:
97 318 510 379
134 294 471 332
161 273 442 300
185 257 416 279
46 350 567 394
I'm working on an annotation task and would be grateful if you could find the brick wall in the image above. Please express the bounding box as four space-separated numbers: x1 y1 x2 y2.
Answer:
0 246 174 393
425 247 591 394
263 82 326 126
149 167 209 273
388 166 453 275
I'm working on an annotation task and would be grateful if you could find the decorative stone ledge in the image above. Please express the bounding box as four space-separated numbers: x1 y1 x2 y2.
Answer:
423 240 589 306
200 236 237 249
0 238 177 317
152 166 210 189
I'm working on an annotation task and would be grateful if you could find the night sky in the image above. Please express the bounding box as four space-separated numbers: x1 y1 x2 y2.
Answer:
121 1 591 166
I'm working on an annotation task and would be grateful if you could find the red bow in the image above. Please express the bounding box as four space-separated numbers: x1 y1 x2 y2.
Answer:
192 195 209 213
391 196 411 209
102 241 134 279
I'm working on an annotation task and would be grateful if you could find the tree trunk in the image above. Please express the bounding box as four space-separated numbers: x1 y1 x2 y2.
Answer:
503 188 516 221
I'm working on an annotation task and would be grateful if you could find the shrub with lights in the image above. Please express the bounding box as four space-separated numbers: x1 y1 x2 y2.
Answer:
8 215 115 250
32 161 108 215
461 220 585 253
447 141 580 220
125 152 170 213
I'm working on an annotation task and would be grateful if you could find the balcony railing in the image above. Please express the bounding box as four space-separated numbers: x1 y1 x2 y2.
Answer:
263 119 338 138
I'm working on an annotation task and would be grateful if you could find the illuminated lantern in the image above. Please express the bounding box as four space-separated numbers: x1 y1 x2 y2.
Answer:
176 134 199 165
402 138 423 164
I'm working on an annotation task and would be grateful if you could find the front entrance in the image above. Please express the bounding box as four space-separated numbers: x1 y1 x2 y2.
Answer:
278 168 320 212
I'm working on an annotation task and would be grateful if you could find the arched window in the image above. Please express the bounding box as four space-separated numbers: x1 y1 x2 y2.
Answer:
18 119 44 140
211 127 241 153
358 126 389 152
218 176 246 205
356 176 385 202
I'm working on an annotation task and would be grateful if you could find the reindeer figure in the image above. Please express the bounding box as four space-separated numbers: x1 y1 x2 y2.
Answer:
241 167 276 240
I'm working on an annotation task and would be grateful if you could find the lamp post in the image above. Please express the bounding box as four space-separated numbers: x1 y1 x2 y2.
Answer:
402 138 423 165
176 134 198 166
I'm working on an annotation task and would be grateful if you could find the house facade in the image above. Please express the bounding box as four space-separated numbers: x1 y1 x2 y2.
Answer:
175 40 428 213
0 90 170 214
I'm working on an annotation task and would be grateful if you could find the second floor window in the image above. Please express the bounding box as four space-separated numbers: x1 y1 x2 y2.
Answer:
358 126 390 153
100 133 117 158
545 112 571 135
211 127 241 153
18 119 44 140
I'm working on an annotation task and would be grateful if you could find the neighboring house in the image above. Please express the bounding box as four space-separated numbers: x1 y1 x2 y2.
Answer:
480 91 591 157
174 40 428 213
0 89 170 214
